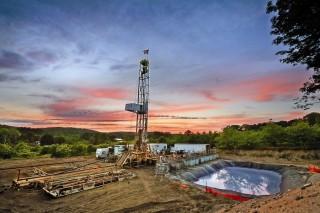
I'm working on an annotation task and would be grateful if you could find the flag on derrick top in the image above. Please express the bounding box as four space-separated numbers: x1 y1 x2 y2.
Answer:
143 49 149 54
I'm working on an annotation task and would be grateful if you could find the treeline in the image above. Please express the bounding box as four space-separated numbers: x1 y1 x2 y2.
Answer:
216 121 320 150
0 112 320 159
148 113 320 150
0 126 134 159
0 142 115 159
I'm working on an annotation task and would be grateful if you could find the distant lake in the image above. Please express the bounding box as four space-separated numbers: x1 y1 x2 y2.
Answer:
194 166 281 195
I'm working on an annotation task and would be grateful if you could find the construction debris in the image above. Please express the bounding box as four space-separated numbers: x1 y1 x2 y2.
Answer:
42 169 135 198
12 163 135 198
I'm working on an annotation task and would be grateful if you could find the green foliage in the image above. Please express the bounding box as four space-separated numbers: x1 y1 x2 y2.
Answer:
0 143 15 159
261 123 287 147
14 142 35 158
0 128 21 144
216 127 241 150
286 121 316 148
52 144 72 157
266 0 320 108
40 134 54 145
40 145 57 155
87 144 97 153
54 136 66 144
71 144 87 156
216 121 320 150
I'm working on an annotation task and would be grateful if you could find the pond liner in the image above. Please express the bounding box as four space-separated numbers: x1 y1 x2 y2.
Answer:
204 186 251 202
177 159 309 201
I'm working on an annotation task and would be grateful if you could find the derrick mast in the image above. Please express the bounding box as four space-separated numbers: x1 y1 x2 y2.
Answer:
125 49 150 151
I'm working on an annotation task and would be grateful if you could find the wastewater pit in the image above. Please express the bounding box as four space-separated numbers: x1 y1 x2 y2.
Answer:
194 166 281 196
178 160 310 199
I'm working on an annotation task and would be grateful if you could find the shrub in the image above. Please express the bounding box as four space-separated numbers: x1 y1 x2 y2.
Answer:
40 145 57 155
14 142 35 158
52 144 71 157
87 144 97 153
0 143 15 159
71 144 87 156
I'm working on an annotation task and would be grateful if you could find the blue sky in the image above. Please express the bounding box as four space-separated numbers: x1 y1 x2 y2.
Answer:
0 0 315 132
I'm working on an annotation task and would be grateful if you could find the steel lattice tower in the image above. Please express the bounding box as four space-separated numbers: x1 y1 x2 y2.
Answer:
125 49 150 151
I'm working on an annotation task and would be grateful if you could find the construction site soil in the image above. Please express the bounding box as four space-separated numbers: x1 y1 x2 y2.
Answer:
0 155 320 213
0 157 234 213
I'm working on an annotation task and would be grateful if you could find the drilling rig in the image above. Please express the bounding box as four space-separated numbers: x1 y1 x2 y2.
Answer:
126 49 150 152
116 49 151 167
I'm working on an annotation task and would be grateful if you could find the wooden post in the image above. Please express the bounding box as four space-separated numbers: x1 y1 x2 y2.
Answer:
17 169 20 181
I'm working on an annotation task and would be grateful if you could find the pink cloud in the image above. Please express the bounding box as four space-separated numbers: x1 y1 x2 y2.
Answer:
151 103 217 114
200 90 229 102
222 70 308 102
79 87 129 99
47 98 94 113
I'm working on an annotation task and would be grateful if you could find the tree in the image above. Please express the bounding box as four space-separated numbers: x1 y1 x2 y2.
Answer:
286 121 315 148
54 136 66 144
303 112 320 125
52 144 71 157
261 123 287 147
216 127 241 151
267 0 320 109
0 128 10 143
0 143 15 159
40 134 54 145
184 130 193 135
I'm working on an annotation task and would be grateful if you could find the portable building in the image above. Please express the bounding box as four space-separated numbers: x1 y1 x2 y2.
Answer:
148 143 167 153
171 144 209 153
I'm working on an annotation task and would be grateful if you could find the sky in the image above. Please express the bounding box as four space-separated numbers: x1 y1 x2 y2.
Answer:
0 0 317 133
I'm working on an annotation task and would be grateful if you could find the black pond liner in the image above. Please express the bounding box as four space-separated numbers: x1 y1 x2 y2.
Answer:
178 160 308 201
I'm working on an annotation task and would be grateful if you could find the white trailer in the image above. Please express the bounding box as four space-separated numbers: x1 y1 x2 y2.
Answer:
148 143 167 153
171 144 209 153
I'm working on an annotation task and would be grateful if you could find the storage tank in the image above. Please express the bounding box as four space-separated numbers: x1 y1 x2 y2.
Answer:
96 148 110 159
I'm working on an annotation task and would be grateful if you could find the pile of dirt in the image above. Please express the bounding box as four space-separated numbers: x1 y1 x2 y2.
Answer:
218 181 320 213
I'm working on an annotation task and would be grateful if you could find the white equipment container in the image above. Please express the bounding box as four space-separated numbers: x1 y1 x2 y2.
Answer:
96 148 110 159
171 144 209 153
148 143 167 153
114 145 126 155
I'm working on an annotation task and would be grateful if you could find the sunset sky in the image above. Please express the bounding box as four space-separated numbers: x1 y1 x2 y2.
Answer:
0 0 317 133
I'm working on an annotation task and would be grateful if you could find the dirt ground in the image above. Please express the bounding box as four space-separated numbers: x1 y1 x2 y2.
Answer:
1 154 320 213
219 150 320 167
0 157 234 213
218 181 320 213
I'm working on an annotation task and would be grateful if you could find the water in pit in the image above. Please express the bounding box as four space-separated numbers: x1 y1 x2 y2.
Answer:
194 166 281 195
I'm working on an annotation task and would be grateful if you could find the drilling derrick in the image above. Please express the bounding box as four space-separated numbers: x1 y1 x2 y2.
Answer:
125 49 150 152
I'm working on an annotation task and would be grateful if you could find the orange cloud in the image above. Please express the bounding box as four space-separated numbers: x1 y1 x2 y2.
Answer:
151 103 217 115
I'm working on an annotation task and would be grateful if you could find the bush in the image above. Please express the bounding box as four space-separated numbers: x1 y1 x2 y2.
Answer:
14 142 35 158
87 144 97 153
52 144 71 157
0 143 15 159
71 144 87 156
40 145 57 155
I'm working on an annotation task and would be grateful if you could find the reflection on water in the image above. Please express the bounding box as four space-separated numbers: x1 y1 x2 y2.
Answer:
194 166 281 195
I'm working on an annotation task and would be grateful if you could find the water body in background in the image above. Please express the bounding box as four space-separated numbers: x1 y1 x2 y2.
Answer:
194 166 281 195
